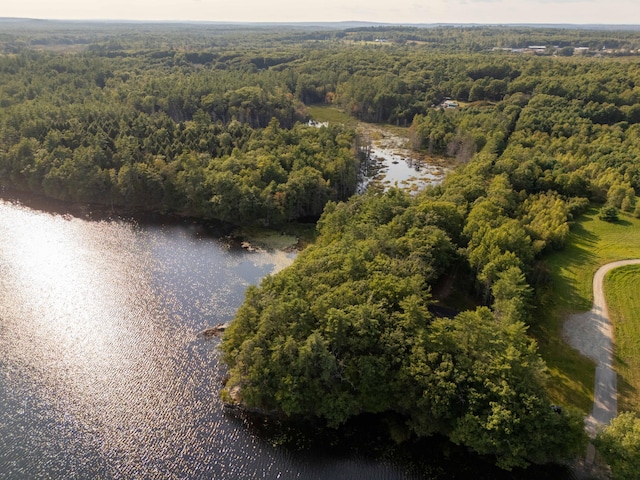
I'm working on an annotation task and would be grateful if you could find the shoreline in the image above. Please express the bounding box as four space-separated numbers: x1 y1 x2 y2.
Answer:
0 187 310 251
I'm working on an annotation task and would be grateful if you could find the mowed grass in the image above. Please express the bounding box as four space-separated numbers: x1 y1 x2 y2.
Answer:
534 205 640 413
604 265 640 413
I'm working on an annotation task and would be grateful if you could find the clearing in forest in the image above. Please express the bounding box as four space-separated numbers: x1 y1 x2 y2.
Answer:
538 206 640 413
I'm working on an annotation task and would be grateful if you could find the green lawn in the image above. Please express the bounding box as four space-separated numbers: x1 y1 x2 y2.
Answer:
534 206 640 413
604 265 640 413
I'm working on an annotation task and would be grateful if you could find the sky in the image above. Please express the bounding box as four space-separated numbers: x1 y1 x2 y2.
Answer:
1 0 639 25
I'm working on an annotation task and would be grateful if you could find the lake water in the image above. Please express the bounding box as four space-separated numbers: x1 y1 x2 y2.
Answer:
0 197 423 479
0 197 573 479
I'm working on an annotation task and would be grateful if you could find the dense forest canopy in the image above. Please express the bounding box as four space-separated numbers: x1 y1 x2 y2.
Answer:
3 22 640 224
3 20 640 470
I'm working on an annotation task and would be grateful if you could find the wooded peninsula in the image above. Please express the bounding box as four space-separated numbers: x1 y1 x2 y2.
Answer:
2 20 640 477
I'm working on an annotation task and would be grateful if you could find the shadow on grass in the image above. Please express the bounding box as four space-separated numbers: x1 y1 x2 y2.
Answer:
615 218 633 227
543 219 600 312
617 372 637 412
533 218 602 412
537 206 640 412
568 219 599 248
615 354 628 369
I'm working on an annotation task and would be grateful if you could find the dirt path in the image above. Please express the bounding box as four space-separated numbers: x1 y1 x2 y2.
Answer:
563 259 640 464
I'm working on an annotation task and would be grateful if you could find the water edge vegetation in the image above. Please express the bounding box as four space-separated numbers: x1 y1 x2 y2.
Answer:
4 20 640 474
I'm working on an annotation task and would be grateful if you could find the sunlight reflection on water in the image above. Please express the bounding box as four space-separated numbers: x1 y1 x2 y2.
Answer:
0 199 417 479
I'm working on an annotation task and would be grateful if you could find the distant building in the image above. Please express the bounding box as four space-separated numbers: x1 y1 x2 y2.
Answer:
528 45 547 53
307 120 329 128
442 100 459 109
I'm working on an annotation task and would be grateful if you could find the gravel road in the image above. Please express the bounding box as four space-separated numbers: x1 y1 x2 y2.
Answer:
563 259 640 438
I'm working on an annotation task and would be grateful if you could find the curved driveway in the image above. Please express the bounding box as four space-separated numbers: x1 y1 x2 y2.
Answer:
563 259 640 438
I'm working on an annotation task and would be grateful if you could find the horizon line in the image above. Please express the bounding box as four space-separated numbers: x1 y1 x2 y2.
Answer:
1 17 640 28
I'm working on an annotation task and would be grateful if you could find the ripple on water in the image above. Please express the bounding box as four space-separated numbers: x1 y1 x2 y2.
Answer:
0 199 422 479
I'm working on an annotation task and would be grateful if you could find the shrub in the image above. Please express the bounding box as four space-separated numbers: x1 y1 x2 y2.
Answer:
599 205 619 222
594 412 640 480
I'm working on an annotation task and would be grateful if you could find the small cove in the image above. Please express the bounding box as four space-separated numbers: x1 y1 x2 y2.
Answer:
0 197 420 479
0 195 571 479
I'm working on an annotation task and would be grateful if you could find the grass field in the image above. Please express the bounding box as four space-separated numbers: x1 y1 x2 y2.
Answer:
604 265 640 413
306 104 411 137
535 206 640 413
306 105 357 127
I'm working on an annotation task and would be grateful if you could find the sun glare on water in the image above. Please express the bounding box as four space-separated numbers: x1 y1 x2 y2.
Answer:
0 202 167 410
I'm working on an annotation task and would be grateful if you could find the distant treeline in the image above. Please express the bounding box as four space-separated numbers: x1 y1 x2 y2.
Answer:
3 29 640 223
3 21 640 52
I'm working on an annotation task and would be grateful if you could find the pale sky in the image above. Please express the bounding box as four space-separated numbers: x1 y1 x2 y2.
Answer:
1 0 639 25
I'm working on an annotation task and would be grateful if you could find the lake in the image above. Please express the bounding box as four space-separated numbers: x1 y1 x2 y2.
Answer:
0 196 572 479
0 197 424 479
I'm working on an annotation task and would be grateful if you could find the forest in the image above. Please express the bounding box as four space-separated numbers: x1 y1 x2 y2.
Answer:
2 20 640 474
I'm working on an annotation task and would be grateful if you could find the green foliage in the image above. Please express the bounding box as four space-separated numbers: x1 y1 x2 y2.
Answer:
223 191 453 425
222 190 587 469
608 183 636 212
419 309 587 470
492 266 532 323
599 205 620 222
594 412 640 480
3 22 639 470
520 192 570 253
3 24 640 227
0 49 360 225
